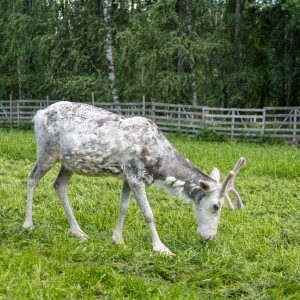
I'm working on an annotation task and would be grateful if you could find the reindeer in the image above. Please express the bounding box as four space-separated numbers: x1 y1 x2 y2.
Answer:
23 101 246 256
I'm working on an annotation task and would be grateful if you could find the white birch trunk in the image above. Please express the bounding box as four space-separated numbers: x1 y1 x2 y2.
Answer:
211 1 227 107
17 56 24 100
234 0 241 62
186 3 197 106
190 53 197 106
103 0 119 104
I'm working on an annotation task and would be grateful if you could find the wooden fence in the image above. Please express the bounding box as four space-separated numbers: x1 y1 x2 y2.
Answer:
0 99 299 144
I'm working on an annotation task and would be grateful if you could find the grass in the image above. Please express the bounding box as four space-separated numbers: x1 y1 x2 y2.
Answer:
0 128 299 299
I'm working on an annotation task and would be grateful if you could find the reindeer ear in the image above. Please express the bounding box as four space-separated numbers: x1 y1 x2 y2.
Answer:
210 167 220 182
199 180 214 191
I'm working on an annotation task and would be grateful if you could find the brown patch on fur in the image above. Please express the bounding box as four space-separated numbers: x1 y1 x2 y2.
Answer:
140 145 150 163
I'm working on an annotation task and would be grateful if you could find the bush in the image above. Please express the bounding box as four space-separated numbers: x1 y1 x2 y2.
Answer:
196 128 228 142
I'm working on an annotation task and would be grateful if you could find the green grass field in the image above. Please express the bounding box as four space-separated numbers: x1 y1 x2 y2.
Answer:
0 128 299 299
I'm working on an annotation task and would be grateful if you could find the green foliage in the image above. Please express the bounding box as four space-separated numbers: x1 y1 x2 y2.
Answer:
0 0 299 106
196 128 228 142
0 130 299 299
254 135 286 146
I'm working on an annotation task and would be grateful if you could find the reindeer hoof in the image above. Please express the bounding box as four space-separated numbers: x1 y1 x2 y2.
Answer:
153 244 176 256
69 230 89 240
111 234 124 244
22 222 34 230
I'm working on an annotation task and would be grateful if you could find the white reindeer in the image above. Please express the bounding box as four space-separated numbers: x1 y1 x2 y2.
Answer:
23 101 246 256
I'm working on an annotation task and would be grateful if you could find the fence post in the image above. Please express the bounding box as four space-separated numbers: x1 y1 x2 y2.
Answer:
92 92 95 106
10 93 13 129
262 108 266 136
201 107 206 128
16 99 20 127
177 106 181 130
293 108 298 144
142 95 145 116
231 110 235 140
46 95 50 106
114 102 121 114
151 101 155 121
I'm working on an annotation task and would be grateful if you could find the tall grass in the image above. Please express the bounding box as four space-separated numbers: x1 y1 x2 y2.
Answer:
0 129 299 299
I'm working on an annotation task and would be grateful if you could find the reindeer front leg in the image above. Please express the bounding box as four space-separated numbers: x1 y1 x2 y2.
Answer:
111 181 131 244
129 181 175 256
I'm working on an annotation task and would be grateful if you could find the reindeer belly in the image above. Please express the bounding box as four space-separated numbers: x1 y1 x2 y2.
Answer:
60 146 123 177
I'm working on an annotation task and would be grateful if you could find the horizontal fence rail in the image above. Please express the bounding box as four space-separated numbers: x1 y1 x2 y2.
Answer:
0 99 299 145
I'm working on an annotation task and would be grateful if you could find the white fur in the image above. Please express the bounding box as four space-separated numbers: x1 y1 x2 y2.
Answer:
23 101 245 256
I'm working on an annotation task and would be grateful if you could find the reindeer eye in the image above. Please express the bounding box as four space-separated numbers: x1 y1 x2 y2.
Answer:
212 203 220 211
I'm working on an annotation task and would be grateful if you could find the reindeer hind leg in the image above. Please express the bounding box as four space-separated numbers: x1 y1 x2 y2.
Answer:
23 155 57 229
53 165 88 239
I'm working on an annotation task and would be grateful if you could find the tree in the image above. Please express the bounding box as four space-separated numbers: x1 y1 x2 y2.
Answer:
103 0 119 104
0 0 299 107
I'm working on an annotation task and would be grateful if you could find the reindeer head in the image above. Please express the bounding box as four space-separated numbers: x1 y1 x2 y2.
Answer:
193 157 246 241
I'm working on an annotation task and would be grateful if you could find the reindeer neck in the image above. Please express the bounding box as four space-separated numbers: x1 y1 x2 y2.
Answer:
152 149 214 203
161 150 213 183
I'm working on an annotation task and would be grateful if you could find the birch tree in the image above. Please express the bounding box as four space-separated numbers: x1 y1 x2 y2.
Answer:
186 1 198 106
0 0 299 106
211 0 228 107
103 0 119 104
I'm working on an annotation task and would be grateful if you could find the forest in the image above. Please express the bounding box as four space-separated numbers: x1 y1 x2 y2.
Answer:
0 0 299 108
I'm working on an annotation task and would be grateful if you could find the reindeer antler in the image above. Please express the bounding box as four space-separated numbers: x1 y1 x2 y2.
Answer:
220 157 246 211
